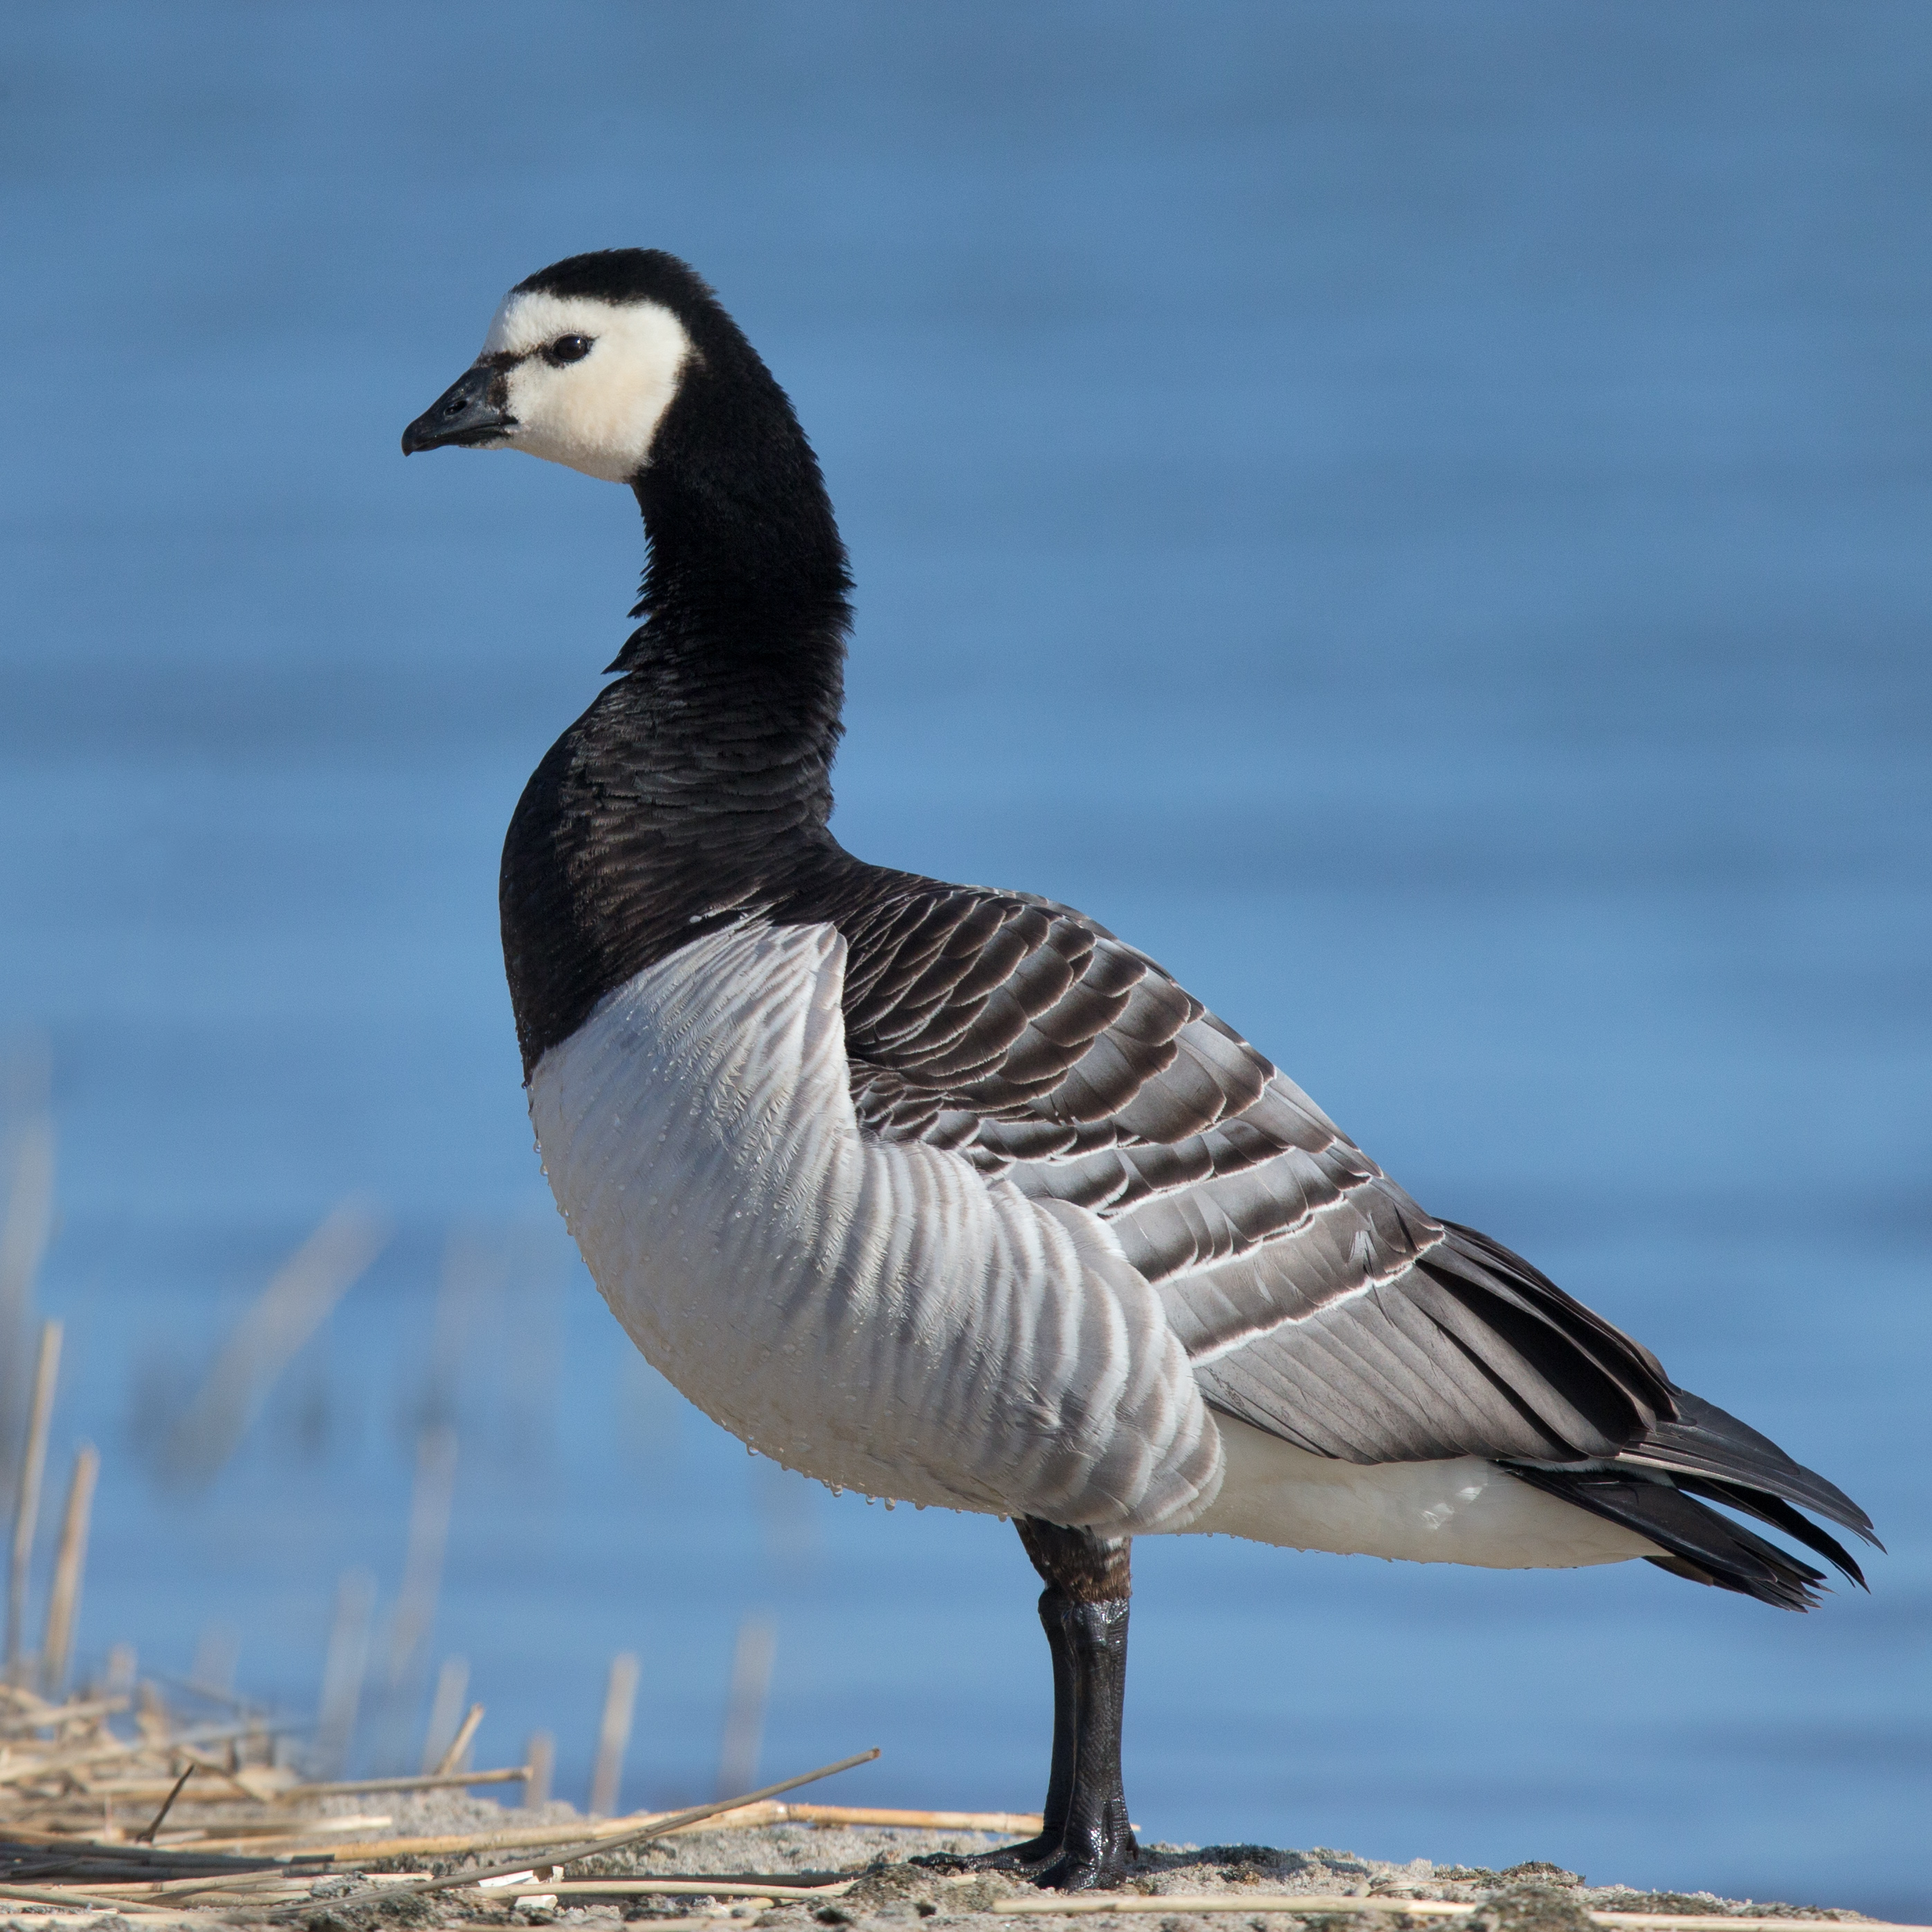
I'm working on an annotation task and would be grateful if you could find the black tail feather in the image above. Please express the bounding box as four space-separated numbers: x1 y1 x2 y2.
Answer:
1628 1387 1879 1546
1502 1371 1877 1610
1502 1465 1831 1612
1668 1474 1868 1590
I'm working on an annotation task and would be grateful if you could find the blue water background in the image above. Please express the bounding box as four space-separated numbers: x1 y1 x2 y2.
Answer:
3 2 1928 1913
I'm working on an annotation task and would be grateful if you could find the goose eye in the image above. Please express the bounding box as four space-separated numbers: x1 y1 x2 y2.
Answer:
545 334 593 366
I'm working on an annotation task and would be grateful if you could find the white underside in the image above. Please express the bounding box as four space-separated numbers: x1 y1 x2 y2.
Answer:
1184 1414 1660 1567
530 920 1661 1571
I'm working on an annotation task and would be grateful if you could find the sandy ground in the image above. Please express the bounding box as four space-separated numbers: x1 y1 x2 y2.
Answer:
267 1794 1877 1932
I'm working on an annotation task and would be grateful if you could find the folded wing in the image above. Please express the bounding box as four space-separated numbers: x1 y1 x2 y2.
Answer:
820 873 1877 1601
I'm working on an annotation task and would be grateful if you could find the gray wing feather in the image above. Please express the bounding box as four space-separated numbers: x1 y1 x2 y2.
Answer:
836 884 1672 1469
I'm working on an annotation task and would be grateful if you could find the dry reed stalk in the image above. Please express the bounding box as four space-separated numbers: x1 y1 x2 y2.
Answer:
235 1747 881 1922
105 1867 338 1897
166 1747 268 1805
136 1676 171 1742
238 1814 732 1862
76 1798 917 1869
66 1771 277 1803
98 1866 363 1906
111 1887 316 1911
465 1879 838 1902
311 1567 374 1779
419 1655 470 1772
781 1803 1044 1832
0 1692 126 1733
186 1628 239 1705
434 1701 484 1776
393 1423 459 1662
370 1422 457 1767
39 1441 98 1695
589 1650 639 1817
161 1814 393 1854
6 1318 62 1675
270 1796 1036 1865
522 1728 554 1808
0 1082 55 1497
419 1231 507 1442
0 1881 183 1915
134 1762 197 1843
716 1616 775 1799
272 1765 530 1798
8 1881 247 1899
162 1203 389 1486
0 1717 273 1798
0 1733 140 1786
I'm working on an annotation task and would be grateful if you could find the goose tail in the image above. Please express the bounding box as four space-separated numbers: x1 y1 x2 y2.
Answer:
1502 1386 1880 1612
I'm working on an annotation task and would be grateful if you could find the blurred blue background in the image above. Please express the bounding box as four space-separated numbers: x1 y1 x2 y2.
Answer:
2 0 1928 1914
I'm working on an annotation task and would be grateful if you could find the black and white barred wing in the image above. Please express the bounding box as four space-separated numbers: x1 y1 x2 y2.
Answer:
836 882 1677 1468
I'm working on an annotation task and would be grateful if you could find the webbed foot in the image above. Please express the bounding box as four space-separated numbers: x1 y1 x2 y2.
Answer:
1027 1806 1135 1891
913 1837 1059 1876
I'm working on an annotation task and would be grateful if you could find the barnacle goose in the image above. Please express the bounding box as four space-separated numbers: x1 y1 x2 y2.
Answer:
403 250 1877 1890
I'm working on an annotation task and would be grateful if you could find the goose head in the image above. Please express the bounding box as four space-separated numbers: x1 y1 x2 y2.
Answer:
401 250 701 484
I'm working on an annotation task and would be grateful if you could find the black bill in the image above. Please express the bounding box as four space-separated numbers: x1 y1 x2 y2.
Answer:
401 364 516 455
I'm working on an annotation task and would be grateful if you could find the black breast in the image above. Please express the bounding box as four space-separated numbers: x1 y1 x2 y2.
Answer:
500 662 861 1077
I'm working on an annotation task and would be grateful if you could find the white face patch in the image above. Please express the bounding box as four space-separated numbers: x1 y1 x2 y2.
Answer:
478 290 693 484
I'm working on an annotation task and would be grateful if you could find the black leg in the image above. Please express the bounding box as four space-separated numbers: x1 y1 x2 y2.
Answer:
920 1520 1136 1890
1032 1590 1077 1851
958 1589 1076 1871
1013 1518 1137 1891
1029 1593 1134 1890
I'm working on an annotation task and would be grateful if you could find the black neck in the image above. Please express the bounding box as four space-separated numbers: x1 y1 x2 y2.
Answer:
499 344 856 1075
607 409 852 823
